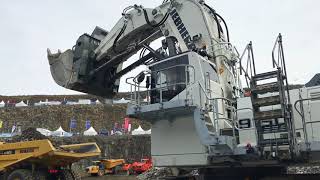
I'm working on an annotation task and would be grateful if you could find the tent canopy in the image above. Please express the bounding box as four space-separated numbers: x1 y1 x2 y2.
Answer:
36 128 52 136
55 126 66 132
145 129 151 134
51 126 71 137
113 98 130 104
84 126 98 136
132 125 146 135
16 101 28 107
0 101 5 107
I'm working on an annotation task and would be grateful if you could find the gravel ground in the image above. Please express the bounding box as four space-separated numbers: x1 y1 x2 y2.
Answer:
83 175 137 180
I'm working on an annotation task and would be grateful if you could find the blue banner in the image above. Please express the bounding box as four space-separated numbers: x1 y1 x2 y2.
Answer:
70 118 77 129
85 119 91 130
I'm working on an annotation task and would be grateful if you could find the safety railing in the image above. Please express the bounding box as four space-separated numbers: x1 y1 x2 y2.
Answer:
272 34 292 105
198 82 237 140
239 42 256 88
294 96 320 150
126 64 195 107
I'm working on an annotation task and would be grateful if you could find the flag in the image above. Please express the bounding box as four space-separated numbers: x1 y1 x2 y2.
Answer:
0 120 2 128
70 118 77 129
85 119 91 130
124 118 130 130
11 124 16 133
128 124 132 132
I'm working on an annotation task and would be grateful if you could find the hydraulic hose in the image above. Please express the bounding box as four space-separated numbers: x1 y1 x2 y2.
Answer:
112 22 128 53
204 3 222 40
215 12 230 42
143 9 169 28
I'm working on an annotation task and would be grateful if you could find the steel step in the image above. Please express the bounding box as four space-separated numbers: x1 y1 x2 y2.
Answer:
258 126 288 134
252 95 281 107
259 138 289 146
257 120 288 134
251 82 279 94
220 128 235 136
252 70 279 81
254 109 283 121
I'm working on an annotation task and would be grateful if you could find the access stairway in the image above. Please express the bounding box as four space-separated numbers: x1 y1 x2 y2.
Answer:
240 34 295 159
251 69 293 155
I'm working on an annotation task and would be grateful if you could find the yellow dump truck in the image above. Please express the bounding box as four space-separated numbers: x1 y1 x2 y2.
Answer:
86 159 126 176
0 139 101 180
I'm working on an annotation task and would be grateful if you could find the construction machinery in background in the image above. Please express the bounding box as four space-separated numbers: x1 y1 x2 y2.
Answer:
86 159 126 176
47 0 320 179
131 158 153 174
0 139 101 180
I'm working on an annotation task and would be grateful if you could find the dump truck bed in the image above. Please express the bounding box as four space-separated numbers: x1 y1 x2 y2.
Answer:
0 139 101 171
101 159 125 169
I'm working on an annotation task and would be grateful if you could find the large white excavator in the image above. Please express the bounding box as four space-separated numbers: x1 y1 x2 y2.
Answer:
48 0 320 179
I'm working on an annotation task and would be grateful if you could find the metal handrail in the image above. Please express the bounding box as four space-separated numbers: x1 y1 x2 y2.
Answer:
272 34 282 69
294 96 320 149
198 82 237 138
127 64 196 106
239 42 256 87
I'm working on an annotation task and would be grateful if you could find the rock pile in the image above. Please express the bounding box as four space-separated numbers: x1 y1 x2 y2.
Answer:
137 168 174 180
287 166 320 174
11 127 47 142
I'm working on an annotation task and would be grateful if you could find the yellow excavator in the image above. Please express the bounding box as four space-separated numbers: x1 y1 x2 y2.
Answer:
0 139 101 180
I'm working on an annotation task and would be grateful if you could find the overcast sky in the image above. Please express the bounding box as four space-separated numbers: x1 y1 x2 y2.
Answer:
0 0 319 95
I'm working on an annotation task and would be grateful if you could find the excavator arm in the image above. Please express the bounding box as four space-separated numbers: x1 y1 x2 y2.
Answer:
47 0 232 98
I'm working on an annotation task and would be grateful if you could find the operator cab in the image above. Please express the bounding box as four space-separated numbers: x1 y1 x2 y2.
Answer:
149 54 190 104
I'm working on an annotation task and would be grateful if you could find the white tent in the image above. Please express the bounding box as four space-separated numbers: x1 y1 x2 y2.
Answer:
78 99 91 105
46 101 61 106
66 101 79 105
145 129 151 135
132 125 146 135
0 101 5 108
15 101 28 107
34 100 48 106
0 133 12 138
36 128 52 136
114 131 123 135
83 127 98 136
51 126 72 137
113 98 130 104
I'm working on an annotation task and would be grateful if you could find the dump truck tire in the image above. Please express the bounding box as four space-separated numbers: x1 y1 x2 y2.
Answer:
97 169 104 176
8 169 32 180
59 169 81 180
59 169 74 180
112 165 122 174
70 169 81 180
34 170 47 180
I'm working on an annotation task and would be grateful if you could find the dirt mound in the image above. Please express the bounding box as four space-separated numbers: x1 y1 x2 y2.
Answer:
11 127 48 142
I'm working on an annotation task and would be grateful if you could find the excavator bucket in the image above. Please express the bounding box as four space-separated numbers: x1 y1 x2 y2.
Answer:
47 49 75 89
47 33 120 98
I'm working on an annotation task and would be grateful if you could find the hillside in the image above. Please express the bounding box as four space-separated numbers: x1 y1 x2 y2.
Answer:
0 103 150 133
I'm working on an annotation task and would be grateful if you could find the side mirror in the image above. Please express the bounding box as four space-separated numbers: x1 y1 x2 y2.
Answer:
137 72 145 84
